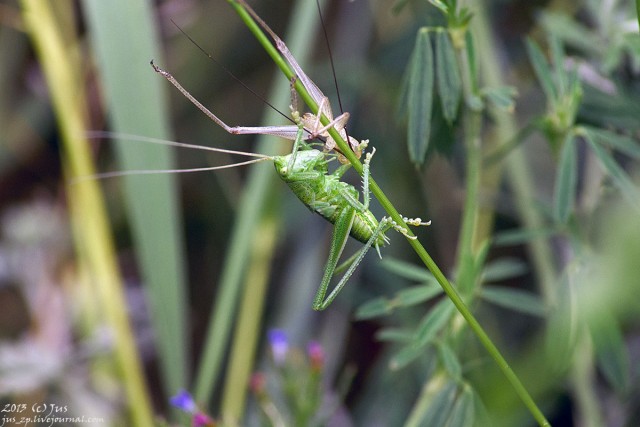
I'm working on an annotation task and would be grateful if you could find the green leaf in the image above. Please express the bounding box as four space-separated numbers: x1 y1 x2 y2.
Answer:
580 83 640 131
355 296 392 320
544 278 578 372
584 132 640 211
539 12 601 56
481 257 528 283
391 0 411 14
589 311 630 393
396 56 411 122
428 0 449 14
408 28 434 165
465 31 479 98
457 7 474 27
435 30 461 123
437 342 461 380
415 299 455 346
396 283 443 307
553 133 577 223
380 257 435 282
624 33 640 69
418 381 458 427
376 328 414 343
84 0 188 396
480 286 546 317
636 0 640 51
526 38 557 103
389 344 425 371
481 86 518 113
550 36 567 96
493 227 557 246
445 384 475 427
582 126 640 160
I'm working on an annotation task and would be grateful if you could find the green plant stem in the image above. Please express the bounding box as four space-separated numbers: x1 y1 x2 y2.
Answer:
229 2 550 425
83 0 188 400
471 0 557 306
571 331 604 427
455 109 483 294
221 216 279 423
454 27 497 255
454 29 485 285
19 1 153 425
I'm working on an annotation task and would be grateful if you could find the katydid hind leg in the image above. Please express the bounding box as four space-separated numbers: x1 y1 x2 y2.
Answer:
151 61 308 142
313 216 393 311
313 207 356 310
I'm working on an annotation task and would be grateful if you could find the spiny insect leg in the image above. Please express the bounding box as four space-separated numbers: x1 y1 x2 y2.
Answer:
313 212 393 311
313 207 356 310
362 147 376 211
152 60 304 141
334 146 376 214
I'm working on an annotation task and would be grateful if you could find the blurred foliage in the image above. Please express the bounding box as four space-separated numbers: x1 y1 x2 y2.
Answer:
0 0 639 426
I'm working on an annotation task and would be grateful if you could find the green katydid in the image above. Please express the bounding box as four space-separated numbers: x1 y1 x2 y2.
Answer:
137 3 430 310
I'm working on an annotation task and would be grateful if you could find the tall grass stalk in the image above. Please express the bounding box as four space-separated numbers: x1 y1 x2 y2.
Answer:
18 0 154 425
220 216 278 422
83 0 189 397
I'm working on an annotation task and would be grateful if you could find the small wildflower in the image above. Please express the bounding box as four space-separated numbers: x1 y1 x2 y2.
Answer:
170 389 217 426
250 371 267 395
307 341 325 370
170 389 197 413
192 412 215 427
268 329 289 365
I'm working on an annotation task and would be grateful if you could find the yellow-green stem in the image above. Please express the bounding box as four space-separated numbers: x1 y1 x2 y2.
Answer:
221 217 279 423
455 110 483 294
19 1 153 425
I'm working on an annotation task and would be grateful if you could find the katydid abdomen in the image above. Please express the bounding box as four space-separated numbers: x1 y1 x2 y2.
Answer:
273 149 388 249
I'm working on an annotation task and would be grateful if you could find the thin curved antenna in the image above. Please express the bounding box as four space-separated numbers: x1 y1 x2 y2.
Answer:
79 132 275 182
315 0 355 154
76 157 271 182
87 131 272 159
170 20 294 125
315 0 345 115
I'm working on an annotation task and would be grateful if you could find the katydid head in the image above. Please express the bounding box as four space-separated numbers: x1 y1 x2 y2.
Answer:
274 149 327 179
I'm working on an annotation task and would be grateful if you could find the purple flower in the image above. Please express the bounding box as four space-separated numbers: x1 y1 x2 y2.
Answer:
192 412 215 426
170 389 197 414
307 341 325 370
250 372 267 394
268 329 289 365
